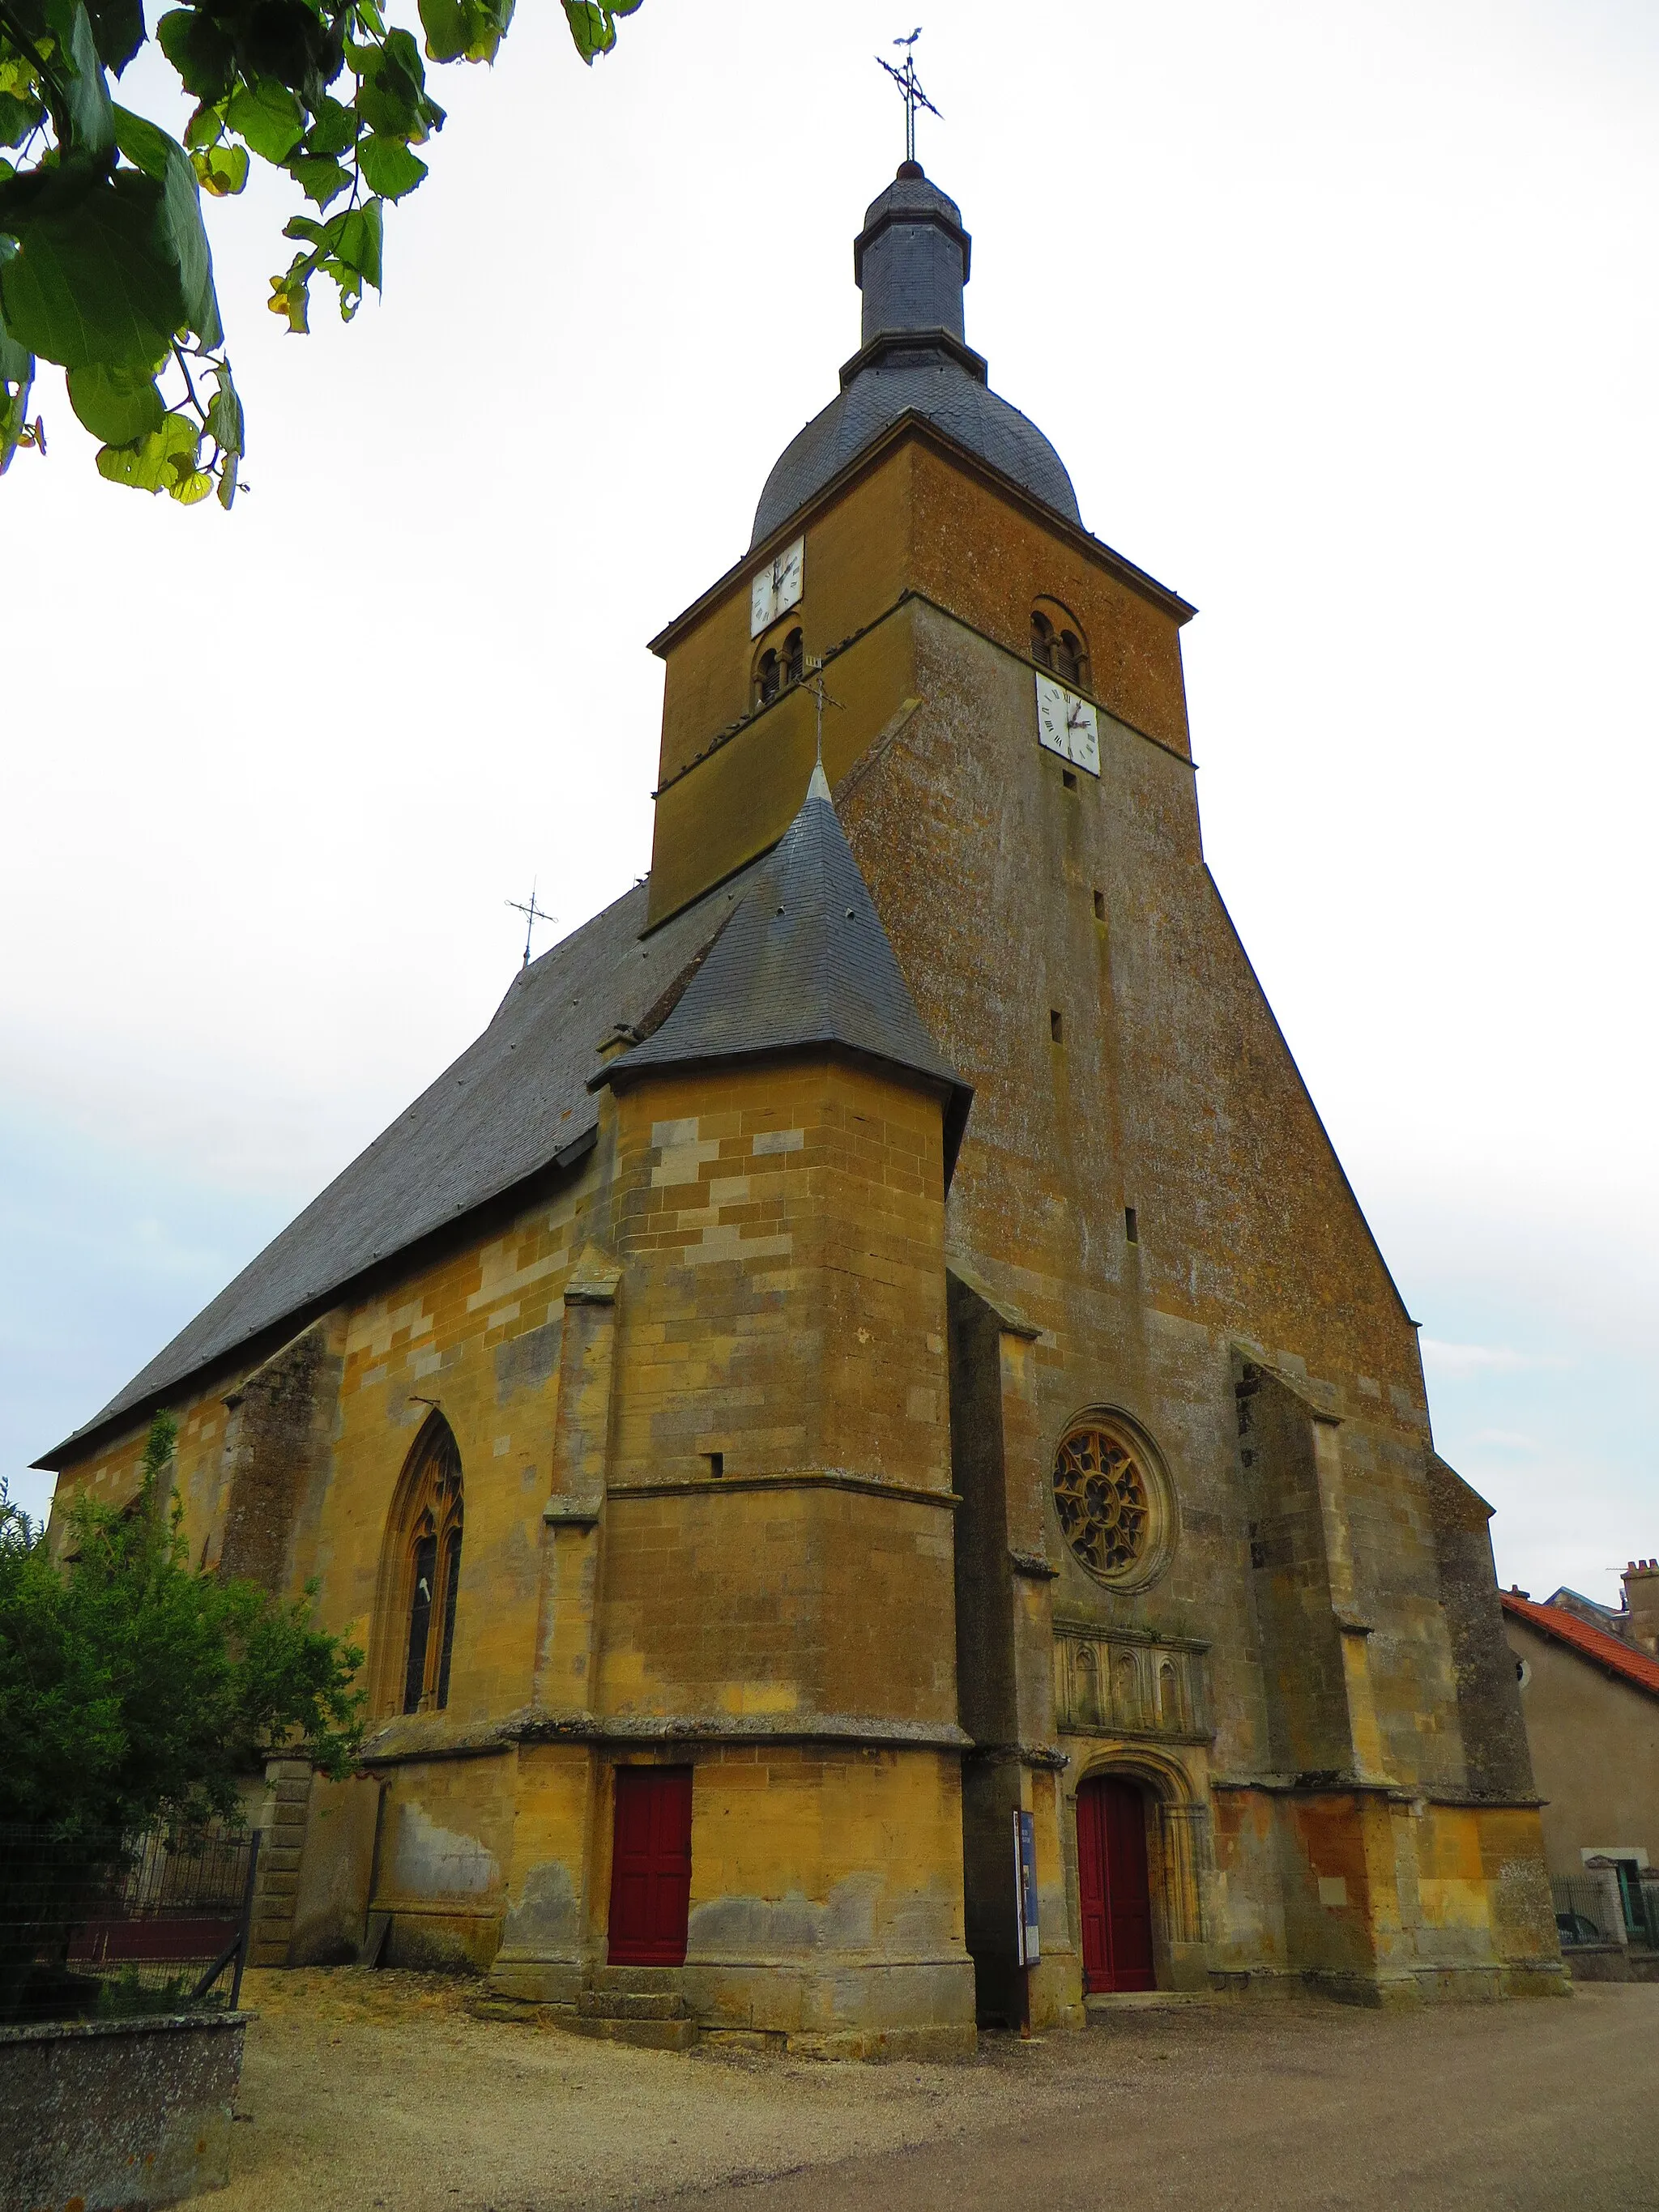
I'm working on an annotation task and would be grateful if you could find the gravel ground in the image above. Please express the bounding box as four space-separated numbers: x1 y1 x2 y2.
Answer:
210 1969 1659 2212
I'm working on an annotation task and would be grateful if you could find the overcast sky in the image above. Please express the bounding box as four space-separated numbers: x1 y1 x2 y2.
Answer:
5 0 1655 1605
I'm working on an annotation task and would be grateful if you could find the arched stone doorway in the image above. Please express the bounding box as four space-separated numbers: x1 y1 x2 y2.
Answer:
1077 1773 1156 1993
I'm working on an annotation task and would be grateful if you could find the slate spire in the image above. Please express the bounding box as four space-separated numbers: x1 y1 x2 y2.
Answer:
602 774 973 1178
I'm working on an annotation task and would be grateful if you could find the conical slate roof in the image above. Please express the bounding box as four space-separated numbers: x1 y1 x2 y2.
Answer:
603 767 973 1176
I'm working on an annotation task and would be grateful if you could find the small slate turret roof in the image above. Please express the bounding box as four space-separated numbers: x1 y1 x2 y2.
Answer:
750 164 1081 547
601 766 974 1173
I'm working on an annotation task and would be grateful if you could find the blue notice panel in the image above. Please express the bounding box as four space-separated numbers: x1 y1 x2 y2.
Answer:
1016 1809 1039 1965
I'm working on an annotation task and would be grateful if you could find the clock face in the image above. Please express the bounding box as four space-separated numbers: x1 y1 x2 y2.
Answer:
1034 672 1100 777
750 535 805 637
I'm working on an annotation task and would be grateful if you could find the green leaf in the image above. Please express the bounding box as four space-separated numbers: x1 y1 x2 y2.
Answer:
182 99 227 151
95 405 198 492
352 53 420 139
226 79 305 162
169 462 213 503
267 266 309 331
45 0 116 160
85 0 144 74
335 196 381 288
284 151 349 206
113 105 222 347
420 0 513 65
0 290 29 385
0 91 45 148
157 9 237 104
216 447 237 507
0 168 181 371
356 132 424 198
191 140 249 195
66 357 162 440
204 356 241 454
303 95 358 155
562 0 636 63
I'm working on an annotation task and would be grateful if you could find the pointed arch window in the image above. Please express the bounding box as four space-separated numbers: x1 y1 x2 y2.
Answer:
379 1420 465 1716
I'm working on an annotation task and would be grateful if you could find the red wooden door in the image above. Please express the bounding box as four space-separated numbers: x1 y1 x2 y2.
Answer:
608 1767 693 1965
1077 1777 1156 1993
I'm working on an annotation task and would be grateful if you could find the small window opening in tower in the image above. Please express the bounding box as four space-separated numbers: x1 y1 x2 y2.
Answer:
755 648 781 709
783 627 804 686
1062 768 1078 791
1094 890 1106 922
1032 599 1090 689
1050 1009 1064 1043
705 1450 724 1477
1124 1206 1139 1244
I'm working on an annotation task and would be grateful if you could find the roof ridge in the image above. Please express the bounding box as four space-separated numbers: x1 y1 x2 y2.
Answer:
1501 1588 1659 1697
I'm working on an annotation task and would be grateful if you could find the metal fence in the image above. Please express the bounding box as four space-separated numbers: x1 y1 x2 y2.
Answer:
1551 1871 1659 1950
0 1825 260 2024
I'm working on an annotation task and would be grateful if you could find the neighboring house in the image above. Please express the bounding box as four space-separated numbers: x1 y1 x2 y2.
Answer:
1503 1566 1659 1971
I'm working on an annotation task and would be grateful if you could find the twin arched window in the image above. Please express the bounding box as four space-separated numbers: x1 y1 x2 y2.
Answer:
1031 602 1090 691
754 626 804 710
389 1419 464 1715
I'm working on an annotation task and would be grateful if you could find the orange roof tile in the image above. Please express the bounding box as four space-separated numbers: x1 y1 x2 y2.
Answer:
1502 1589 1659 1698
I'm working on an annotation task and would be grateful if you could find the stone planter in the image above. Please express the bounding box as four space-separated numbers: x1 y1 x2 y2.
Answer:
0 2011 247 2212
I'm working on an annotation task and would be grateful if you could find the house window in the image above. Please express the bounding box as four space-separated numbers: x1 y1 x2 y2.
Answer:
382 1417 464 1716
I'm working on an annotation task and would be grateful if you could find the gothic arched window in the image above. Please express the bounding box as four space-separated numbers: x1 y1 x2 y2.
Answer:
1030 609 1056 669
783 626 804 687
375 1417 465 1717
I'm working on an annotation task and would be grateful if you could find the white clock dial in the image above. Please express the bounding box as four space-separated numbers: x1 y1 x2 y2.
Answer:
750 569 776 637
1065 692 1100 776
750 535 804 637
774 537 804 618
1034 671 1100 777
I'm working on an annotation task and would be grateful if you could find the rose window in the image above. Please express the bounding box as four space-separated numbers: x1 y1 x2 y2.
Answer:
1053 1426 1150 1579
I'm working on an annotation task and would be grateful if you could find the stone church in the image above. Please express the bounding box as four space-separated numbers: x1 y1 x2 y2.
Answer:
41 161 1564 2051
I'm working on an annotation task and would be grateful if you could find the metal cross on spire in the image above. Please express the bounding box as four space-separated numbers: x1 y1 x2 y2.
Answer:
804 656 844 777
875 28 940 167
505 880 557 969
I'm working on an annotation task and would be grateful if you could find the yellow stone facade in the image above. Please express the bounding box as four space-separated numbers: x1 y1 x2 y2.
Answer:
42 162 1566 2048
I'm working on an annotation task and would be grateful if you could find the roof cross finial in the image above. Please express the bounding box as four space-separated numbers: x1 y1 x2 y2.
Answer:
875 28 940 168
505 880 557 970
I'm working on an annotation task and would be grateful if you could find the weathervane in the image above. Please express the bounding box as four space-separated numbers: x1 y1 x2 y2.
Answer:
505 880 557 969
875 28 940 168
804 656 844 775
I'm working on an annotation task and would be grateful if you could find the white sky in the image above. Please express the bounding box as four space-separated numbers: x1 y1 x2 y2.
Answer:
5 0 1656 1605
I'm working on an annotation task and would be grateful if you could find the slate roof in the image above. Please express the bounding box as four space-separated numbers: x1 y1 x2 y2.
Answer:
750 164 1081 547
603 766 974 1173
1502 1590 1659 1699
38 857 772 1466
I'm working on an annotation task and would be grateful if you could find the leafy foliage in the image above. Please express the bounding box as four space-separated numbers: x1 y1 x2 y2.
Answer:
0 0 642 497
0 1417 365 1839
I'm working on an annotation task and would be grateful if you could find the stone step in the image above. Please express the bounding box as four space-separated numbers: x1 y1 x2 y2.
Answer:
564 2014 697 2053
589 1965 684 1996
577 1989 686 2023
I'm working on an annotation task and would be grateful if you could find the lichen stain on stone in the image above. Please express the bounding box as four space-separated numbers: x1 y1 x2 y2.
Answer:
501 1858 580 1952
495 1319 561 1408
392 1804 498 1899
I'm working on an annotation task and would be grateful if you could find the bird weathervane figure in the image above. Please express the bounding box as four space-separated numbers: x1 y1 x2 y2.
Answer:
876 28 940 168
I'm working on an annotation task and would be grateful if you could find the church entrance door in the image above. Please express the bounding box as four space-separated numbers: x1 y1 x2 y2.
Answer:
1077 1776 1156 1993
608 1767 693 1966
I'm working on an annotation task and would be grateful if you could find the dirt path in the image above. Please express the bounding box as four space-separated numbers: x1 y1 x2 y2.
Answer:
211 1971 1659 2212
